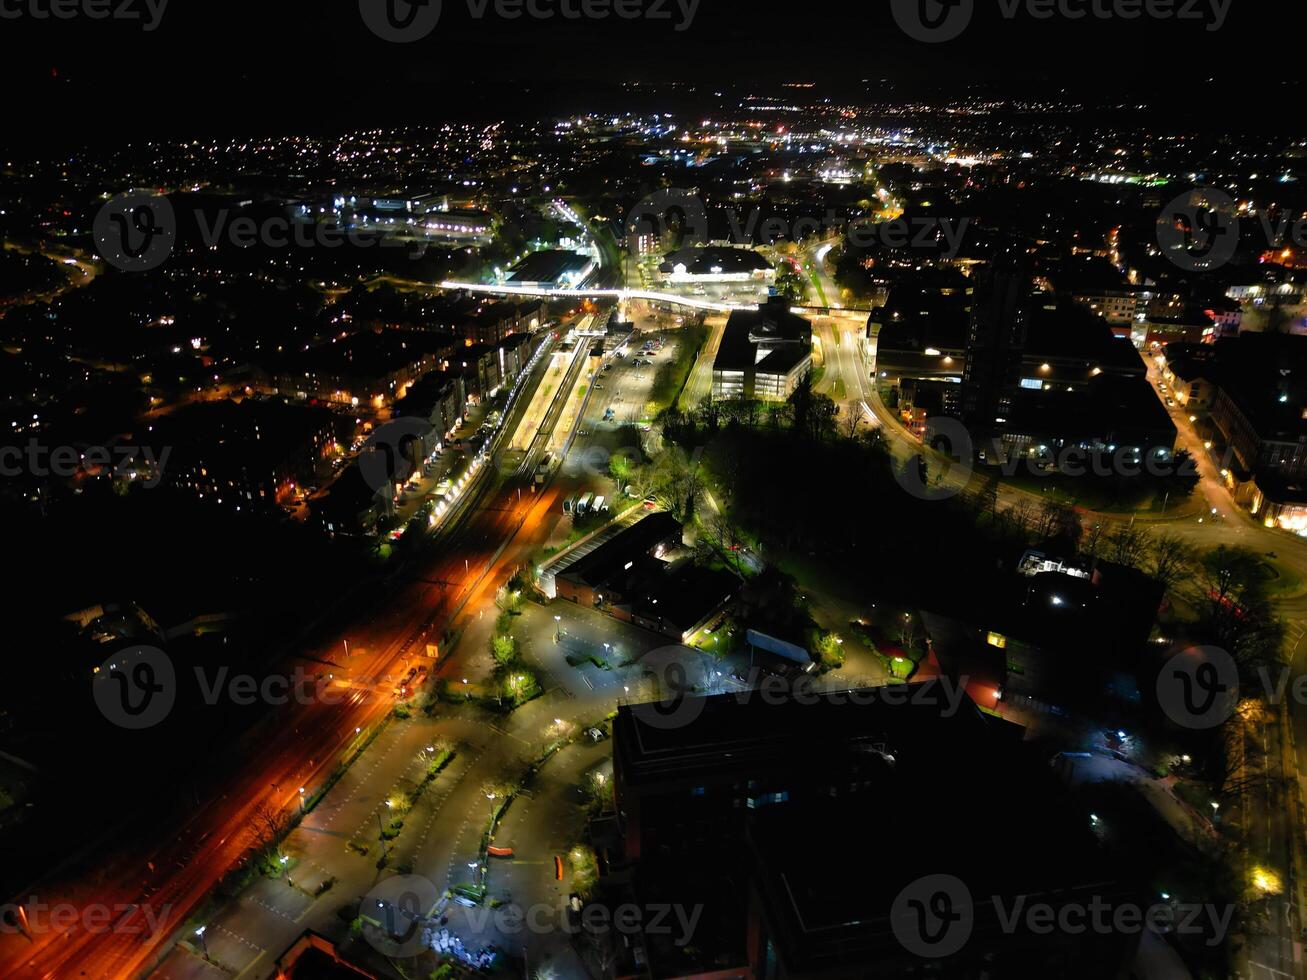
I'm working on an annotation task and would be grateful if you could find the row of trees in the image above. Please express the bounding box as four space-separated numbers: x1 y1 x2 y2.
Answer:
488 580 541 709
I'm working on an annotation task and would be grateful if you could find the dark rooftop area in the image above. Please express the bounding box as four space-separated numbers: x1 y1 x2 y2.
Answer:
1025 300 1144 373
506 249 591 284
716 298 813 374
659 245 772 276
558 512 683 589
1211 332 1307 442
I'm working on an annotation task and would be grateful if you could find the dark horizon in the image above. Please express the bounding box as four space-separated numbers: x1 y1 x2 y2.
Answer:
4 0 1303 149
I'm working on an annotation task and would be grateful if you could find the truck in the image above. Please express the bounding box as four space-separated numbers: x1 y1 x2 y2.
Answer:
576 493 594 516
592 496 606 515
563 495 577 515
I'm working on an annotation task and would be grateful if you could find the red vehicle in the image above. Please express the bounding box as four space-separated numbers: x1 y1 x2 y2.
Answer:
488 846 514 858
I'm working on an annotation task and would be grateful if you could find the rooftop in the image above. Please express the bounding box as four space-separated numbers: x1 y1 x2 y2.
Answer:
556 512 683 589
659 245 771 276
715 298 813 375
506 249 591 284
614 681 1013 787
1211 332 1307 443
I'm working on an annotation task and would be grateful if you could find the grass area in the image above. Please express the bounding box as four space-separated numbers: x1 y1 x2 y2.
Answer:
997 468 1180 515
832 378 847 401
653 323 706 412
806 266 829 307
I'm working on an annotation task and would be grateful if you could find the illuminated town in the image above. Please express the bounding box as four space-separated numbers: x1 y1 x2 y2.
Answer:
0 2 1305 978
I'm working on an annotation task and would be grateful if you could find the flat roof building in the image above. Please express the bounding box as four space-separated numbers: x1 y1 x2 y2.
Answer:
712 297 813 402
612 684 1146 978
506 249 595 288
657 245 773 283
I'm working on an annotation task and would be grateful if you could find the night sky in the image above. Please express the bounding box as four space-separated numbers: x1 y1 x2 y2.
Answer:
2 0 1303 146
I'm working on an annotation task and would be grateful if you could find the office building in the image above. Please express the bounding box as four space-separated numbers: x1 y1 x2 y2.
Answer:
712 298 813 402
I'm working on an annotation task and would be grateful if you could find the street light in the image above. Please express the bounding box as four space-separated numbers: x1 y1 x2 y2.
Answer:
298 786 305 814
195 926 209 960
378 802 392 857
554 615 563 643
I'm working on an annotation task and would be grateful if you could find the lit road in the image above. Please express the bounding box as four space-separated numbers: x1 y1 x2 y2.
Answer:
0 335 574 980
681 314 727 409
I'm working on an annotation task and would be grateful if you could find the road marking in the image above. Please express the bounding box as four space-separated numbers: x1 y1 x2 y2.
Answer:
1250 962 1293 978
217 924 265 952
488 725 530 746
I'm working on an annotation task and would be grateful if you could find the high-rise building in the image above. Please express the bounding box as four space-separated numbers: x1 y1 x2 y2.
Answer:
961 248 1032 433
